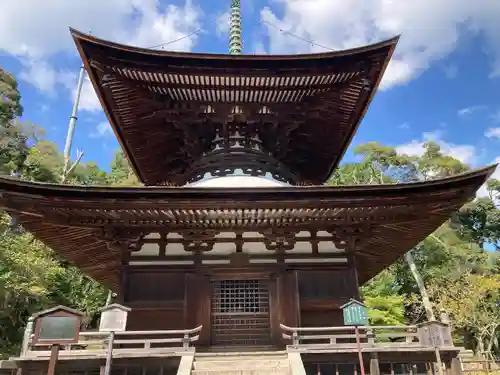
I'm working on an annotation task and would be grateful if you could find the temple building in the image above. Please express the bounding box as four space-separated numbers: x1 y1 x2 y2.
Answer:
0 4 497 375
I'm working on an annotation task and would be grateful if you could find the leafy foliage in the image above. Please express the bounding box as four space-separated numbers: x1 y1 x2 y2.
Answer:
0 69 138 358
331 142 500 357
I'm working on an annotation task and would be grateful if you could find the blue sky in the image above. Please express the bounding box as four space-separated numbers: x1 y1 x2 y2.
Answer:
1 0 500 192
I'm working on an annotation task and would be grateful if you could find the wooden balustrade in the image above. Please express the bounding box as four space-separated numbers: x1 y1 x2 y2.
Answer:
280 323 441 349
22 326 202 359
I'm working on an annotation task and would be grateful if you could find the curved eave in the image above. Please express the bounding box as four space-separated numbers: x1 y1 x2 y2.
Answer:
70 28 399 185
0 164 495 200
70 28 399 64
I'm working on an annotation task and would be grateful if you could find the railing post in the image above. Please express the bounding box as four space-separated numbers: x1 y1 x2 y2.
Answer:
366 328 375 345
21 317 34 356
182 333 190 350
292 331 299 346
406 328 414 344
439 310 453 346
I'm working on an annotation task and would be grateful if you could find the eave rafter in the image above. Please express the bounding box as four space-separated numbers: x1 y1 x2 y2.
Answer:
92 70 371 185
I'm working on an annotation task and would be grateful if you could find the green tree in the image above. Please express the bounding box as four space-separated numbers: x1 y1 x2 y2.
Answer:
0 68 114 358
71 161 109 185
22 141 63 182
107 150 142 186
428 272 500 358
0 69 44 175
0 215 63 356
330 142 497 330
0 68 22 124
362 269 406 326
451 182 500 251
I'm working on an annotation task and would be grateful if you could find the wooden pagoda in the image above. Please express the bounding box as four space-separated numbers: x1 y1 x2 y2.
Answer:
0 29 496 350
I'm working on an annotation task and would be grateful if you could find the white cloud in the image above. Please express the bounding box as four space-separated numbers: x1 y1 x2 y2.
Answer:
216 12 230 37
77 77 102 113
125 1 201 51
90 122 113 138
457 105 486 117
18 60 75 93
0 0 201 58
254 42 267 55
395 130 478 166
259 0 500 89
443 64 458 79
485 127 500 140
0 0 202 109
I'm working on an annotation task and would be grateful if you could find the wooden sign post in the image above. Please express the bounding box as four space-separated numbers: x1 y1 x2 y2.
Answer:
341 299 369 375
99 304 131 375
417 321 450 375
31 306 84 375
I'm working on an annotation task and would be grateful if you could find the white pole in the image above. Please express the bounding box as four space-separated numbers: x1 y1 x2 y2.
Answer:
61 65 85 183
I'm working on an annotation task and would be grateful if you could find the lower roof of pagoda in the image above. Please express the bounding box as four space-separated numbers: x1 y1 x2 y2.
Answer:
0 165 495 291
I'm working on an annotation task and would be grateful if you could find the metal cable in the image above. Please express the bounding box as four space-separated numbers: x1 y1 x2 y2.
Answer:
261 20 335 52
147 28 203 50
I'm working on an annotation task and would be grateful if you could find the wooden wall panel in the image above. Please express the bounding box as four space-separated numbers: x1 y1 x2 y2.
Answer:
184 273 198 329
126 308 185 330
278 272 300 327
297 269 357 301
127 271 185 302
297 268 358 328
125 269 188 331
300 309 344 327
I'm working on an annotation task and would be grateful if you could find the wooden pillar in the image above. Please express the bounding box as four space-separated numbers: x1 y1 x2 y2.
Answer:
276 270 300 345
196 273 212 346
268 273 280 345
347 236 362 300
119 248 131 304
101 229 139 304
278 271 300 325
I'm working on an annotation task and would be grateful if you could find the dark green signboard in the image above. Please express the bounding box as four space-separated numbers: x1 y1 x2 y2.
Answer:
38 316 78 341
341 299 369 326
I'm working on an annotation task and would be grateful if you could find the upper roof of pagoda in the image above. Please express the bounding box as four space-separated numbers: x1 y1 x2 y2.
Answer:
71 29 399 186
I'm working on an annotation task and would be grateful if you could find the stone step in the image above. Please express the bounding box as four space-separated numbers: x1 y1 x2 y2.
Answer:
195 353 288 359
192 370 290 375
194 358 288 364
192 352 291 375
193 361 289 371
195 357 288 362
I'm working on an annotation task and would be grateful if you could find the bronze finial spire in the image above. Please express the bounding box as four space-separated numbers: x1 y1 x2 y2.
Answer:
229 0 242 54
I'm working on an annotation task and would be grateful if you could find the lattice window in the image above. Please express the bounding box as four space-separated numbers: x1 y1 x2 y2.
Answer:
212 280 269 314
211 279 271 346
